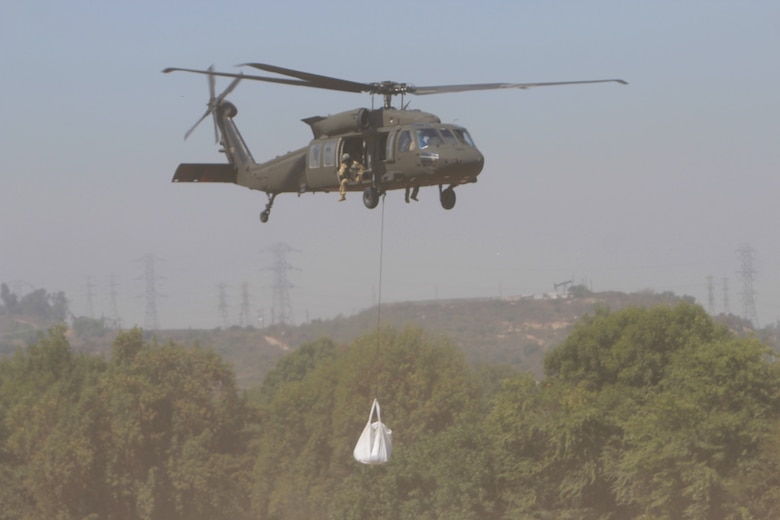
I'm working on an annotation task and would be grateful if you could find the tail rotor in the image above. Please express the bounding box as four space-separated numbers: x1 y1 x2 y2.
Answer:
178 65 242 142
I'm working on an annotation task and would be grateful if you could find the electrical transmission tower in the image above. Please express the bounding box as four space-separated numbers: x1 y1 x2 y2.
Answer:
265 243 297 326
706 275 715 314
736 244 758 326
138 254 163 330
722 277 730 315
107 275 122 329
218 283 229 328
238 282 251 327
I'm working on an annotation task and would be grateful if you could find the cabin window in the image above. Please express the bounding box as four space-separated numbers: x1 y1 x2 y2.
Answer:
309 143 322 168
323 140 337 167
384 131 395 162
453 128 476 147
397 130 414 152
417 128 443 149
439 128 458 145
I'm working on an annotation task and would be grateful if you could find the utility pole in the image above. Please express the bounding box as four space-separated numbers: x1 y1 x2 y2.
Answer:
736 244 758 326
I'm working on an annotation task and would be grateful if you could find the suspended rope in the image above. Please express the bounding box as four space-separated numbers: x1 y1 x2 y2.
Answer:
375 194 386 358
371 193 387 401
353 193 392 465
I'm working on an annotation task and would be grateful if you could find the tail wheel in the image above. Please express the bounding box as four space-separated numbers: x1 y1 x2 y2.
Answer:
260 193 276 223
363 187 379 209
440 188 456 210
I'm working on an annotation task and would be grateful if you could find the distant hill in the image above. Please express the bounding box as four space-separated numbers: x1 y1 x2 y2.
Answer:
3 289 776 388
284 289 697 378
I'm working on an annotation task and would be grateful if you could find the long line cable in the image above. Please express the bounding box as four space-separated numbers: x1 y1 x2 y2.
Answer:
376 194 386 335
373 194 386 399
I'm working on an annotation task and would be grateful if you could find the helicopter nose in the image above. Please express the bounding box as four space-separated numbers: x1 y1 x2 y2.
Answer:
435 148 484 180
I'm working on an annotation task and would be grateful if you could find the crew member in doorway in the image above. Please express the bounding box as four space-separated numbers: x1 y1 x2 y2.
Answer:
338 153 364 202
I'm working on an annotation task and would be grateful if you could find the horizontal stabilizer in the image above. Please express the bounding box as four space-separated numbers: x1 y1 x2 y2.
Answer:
172 163 237 183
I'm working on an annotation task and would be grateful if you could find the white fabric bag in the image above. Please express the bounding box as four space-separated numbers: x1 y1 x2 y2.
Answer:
353 398 392 465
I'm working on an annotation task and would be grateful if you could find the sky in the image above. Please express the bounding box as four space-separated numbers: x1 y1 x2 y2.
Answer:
1 0 778 330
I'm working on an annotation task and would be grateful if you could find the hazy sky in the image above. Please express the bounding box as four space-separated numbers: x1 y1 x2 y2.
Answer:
2 1 778 329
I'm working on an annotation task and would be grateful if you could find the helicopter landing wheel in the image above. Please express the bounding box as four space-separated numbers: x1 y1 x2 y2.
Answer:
363 186 379 209
440 187 456 210
260 193 276 223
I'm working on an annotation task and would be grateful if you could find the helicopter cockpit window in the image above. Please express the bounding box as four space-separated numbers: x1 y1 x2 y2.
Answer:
397 130 413 152
322 140 337 168
309 143 322 168
438 128 458 145
417 128 443 149
453 128 476 147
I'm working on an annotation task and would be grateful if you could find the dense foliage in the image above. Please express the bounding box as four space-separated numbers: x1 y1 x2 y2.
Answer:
0 326 249 519
1 303 778 519
1 284 68 323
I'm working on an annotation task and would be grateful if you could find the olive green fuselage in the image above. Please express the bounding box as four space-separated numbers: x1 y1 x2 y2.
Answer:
173 104 484 201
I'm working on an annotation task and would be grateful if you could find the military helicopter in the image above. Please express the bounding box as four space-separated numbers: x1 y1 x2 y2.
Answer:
163 63 626 222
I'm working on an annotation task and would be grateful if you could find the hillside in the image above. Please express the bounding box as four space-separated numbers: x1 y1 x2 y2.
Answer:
3 289 776 388
284 290 695 376
146 290 696 386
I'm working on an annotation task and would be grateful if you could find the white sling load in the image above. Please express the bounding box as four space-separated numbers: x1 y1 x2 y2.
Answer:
353 398 392 465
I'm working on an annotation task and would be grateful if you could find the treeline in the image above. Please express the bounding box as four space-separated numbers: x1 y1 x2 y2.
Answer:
1 303 779 519
1 284 68 322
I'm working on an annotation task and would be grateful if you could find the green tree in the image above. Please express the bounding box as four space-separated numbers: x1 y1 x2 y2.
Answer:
0 327 252 520
250 327 484 520
101 330 250 520
1 283 19 314
0 325 108 520
257 336 338 401
545 302 727 390
489 303 780 519
72 316 109 340
609 336 780 518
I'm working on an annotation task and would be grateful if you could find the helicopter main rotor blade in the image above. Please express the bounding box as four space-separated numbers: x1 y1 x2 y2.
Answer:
165 64 627 107
240 62 369 93
410 79 628 95
163 67 314 88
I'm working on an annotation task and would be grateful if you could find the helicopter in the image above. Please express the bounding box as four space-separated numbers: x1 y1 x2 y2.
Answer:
163 63 626 222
